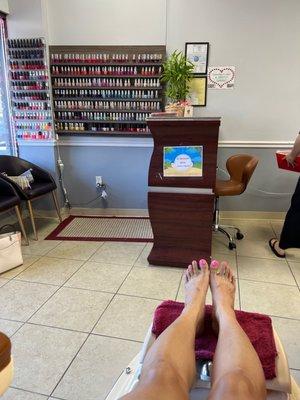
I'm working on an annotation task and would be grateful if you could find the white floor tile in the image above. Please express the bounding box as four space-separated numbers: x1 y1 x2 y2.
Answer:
16 257 84 286
46 240 103 261
11 324 87 395
22 240 61 257
118 267 182 300
0 318 22 337
240 280 300 319
236 240 279 260
291 369 300 385
134 242 153 267
0 255 40 279
89 241 145 265
237 256 296 285
65 261 132 293
0 278 8 287
271 317 300 369
53 335 140 400
93 294 160 341
30 287 113 332
1 388 48 399
0 280 57 321
288 261 300 286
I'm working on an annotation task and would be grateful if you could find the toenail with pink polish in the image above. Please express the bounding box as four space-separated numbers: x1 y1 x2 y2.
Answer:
199 259 207 267
211 260 219 269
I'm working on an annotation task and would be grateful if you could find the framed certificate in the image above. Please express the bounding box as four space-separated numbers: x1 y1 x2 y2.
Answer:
185 42 209 75
187 76 207 107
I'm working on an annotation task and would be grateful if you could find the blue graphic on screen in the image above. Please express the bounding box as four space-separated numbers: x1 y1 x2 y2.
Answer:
163 146 203 177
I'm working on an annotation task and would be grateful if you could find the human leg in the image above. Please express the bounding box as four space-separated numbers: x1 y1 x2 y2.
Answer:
279 177 300 249
120 259 210 400
269 177 300 257
208 261 266 400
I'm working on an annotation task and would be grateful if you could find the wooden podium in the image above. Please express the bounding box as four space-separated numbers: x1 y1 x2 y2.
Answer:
147 117 220 268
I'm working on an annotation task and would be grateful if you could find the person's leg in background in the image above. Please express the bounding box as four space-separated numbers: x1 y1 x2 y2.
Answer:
120 259 210 400
269 176 300 257
208 262 266 400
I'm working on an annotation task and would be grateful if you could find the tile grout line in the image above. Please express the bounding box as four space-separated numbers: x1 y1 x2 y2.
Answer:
9 257 89 340
3 306 300 330
48 255 139 398
285 259 300 292
0 254 44 283
238 277 300 288
9 385 49 398
174 273 184 301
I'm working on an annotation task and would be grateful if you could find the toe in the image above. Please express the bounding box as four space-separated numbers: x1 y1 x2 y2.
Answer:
220 261 228 276
184 270 189 283
210 259 220 271
199 258 208 272
187 264 193 278
192 260 199 275
225 263 233 280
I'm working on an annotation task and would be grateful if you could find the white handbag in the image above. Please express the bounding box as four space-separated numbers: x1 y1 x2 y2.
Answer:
0 227 23 274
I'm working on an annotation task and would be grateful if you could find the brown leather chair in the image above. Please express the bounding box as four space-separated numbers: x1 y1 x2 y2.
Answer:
214 154 259 249
0 332 12 396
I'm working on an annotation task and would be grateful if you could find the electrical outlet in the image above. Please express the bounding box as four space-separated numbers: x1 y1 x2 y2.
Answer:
95 176 103 187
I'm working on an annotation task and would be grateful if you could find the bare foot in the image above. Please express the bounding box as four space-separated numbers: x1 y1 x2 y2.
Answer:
210 260 236 332
184 259 210 335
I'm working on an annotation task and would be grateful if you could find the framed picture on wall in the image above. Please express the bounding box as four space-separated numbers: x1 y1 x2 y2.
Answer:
185 42 209 75
187 76 207 107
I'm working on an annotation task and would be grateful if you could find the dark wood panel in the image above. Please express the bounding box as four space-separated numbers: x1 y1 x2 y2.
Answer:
148 118 220 189
147 192 215 268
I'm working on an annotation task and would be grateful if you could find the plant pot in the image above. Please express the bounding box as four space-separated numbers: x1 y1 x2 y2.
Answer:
165 103 185 117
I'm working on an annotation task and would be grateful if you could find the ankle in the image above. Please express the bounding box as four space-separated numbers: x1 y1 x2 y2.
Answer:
215 306 236 324
182 303 205 321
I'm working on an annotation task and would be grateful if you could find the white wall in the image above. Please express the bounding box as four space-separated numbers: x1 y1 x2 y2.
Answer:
0 0 9 14
167 0 300 142
6 0 300 142
7 0 45 37
45 0 166 45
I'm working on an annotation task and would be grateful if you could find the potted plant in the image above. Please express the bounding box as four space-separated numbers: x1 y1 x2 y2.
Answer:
161 50 194 116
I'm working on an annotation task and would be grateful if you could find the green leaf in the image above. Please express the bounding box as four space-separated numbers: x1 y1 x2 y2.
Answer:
161 50 194 102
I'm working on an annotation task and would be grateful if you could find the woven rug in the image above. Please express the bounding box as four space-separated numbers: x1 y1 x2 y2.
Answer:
45 215 153 242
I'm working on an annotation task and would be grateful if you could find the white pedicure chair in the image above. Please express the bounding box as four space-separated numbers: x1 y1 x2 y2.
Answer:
106 325 300 400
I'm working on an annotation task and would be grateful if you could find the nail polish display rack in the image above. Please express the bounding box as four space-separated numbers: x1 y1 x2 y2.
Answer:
7 37 54 141
49 45 166 137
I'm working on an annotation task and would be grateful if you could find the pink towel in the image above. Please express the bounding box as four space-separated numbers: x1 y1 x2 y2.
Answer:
152 300 277 379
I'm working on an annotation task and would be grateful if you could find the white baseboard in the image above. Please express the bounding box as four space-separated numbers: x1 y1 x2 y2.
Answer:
23 207 286 221
220 211 286 220
70 207 149 217
33 207 69 219
69 208 285 220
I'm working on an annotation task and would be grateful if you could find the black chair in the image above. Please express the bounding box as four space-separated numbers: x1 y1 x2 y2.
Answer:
0 155 62 240
0 176 28 245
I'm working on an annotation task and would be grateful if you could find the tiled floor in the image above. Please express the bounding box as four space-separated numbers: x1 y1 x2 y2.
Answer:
0 217 299 399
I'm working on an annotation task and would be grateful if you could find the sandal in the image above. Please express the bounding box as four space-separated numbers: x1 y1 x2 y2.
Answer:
268 238 285 258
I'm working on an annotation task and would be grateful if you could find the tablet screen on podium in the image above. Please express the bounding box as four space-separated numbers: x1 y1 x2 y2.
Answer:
163 146 203 177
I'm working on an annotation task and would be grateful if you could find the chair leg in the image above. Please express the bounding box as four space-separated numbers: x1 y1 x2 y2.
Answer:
27 200 38 241
218 226 236 249
51 190 62 222
14 205 29 246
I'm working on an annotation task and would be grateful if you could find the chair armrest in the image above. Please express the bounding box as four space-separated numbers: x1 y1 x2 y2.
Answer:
0 176 18 197
31 164 55 184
